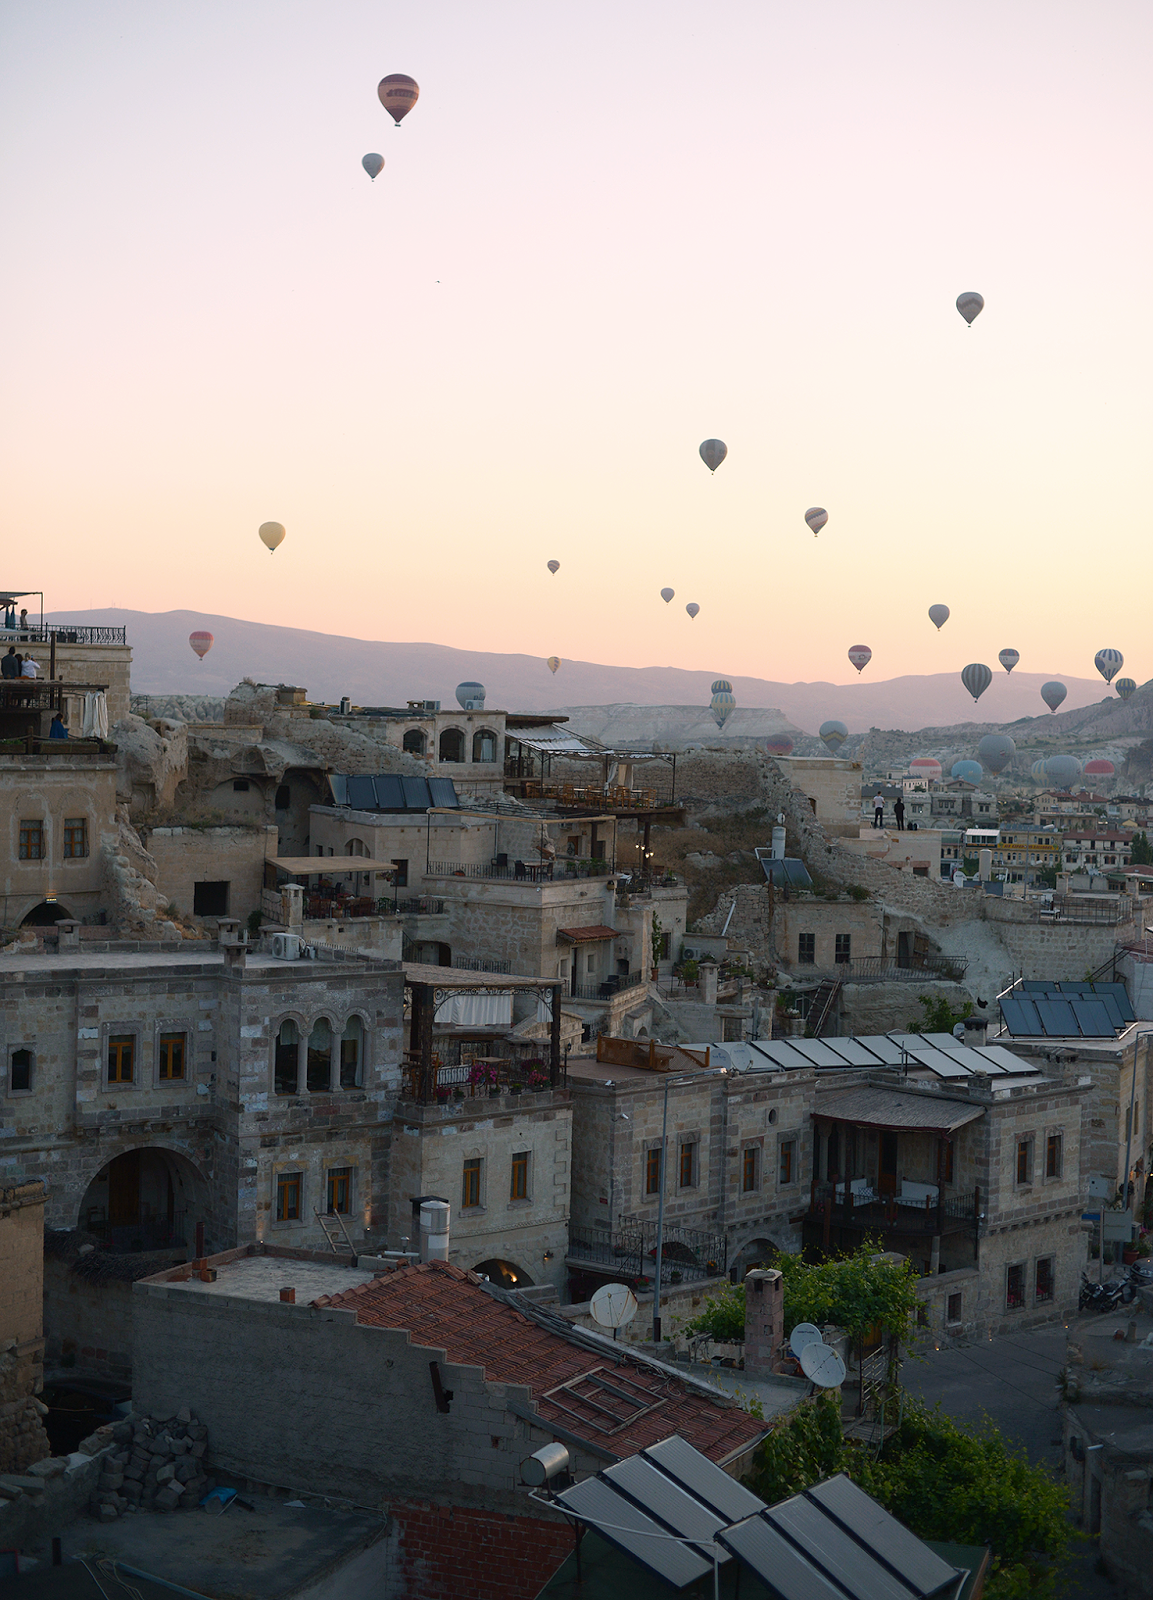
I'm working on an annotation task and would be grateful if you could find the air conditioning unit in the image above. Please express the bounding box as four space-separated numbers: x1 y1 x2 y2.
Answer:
271 934 301 960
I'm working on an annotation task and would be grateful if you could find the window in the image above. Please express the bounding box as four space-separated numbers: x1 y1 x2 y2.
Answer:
946 1292 962 1326
798 932 815 965
276 1171 302 1222
391 858 408 889
193 880 229 916
307 1019 333 1092
510 1150 529 1201
1006 1263 1026 1309
1036 1257 1055 1304
679 1141 696 1188
439 729 465 763
659 931 671 960
275 783 291 810
742 1146 760 1193
1016 1137 1032 1185
9 1049 33 1094
63 818 88 859
645 1146 662 1197
108 1034 134 1085
402 728 426 756
835 934 851 964
326 1167 352 1215
340 1017 363 1089
778 1139 796 1186
274 1020 299 1095
937 1139 954 1184
462 1158 483 1209
158 1033 185 1081
18 820 44 861
232 779 250 792
472 729 497 763
1045 1133 1062 1179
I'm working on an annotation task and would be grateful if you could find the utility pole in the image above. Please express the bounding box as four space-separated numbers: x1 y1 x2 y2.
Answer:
652 1078 670 1345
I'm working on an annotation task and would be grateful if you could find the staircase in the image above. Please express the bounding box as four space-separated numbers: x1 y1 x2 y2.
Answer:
314 1208 357 1257
808 979 843 1038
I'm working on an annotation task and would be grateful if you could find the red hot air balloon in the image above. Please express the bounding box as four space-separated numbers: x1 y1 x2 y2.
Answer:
1084 759 1115 779
763 734 794 757
847 645 872 675
189 632 214 660
378 74 419 125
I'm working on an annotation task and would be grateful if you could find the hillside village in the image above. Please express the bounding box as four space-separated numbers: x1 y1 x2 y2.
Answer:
3 614 1153 1593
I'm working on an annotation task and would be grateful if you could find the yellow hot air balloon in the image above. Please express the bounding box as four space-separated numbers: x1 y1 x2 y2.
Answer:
546 656 560 675
259 521 286 554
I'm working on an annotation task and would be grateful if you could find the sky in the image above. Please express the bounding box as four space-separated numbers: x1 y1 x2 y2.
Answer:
2 1 1150 690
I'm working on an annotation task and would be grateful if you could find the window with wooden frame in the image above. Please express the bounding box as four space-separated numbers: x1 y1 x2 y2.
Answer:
778 1138 796 1186
742 1145 761 1193
645 1146 662 1197
326 1167 352 1215
1016 1137 1033 1185
936 1139 954 1184
158 1032 185 1081
1035 1256 1055 1304
798 932 815 965
510 1150 529 1201
107 1034 134 1085
9 1048 33 1094
462 1158 482 1209
678 1141 696 1189
63 818 88 859
276 1171 302 1221
834 934 852 964
1006 1262 1026 1309
18 820 44 860
1045 1132 1062 1179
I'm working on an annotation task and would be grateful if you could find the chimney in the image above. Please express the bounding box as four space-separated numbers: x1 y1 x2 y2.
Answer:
279 1287 295 1303
420 1199 451 1263
743 1269 784 1375
963 1015 988 1048
221 939 247 974
281 883 304 932
56 920 81 952
215 918 241 947
699 959 719 1007
771 819 787 860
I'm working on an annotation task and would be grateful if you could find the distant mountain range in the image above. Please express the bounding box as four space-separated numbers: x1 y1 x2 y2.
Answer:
53 608 1144 738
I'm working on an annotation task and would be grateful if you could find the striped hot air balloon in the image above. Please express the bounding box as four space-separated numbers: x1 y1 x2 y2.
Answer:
1094 648 1124 685
961 663 992 703
1115 678 1137 702
189 631 214 660
819 720 848 752
847 645 872 674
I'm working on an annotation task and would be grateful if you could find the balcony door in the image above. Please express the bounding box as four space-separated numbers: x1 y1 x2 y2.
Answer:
878 1132 898 1197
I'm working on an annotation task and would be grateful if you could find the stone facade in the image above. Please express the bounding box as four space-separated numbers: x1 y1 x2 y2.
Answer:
775 898 884 973
52 641 133 726
143 823 276 926
0 753 119 926
0 1179 51 1473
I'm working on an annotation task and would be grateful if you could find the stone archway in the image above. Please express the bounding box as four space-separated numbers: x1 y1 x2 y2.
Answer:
21 900 74 926
729 1236 783 1280
76 1146 210 1255
472 1258 534 1290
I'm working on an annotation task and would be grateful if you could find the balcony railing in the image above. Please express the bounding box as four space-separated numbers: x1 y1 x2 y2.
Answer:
568 971 647 1002
807 1180 979 1238
0 735 116 760
785 955 968 984
400 1053 563 1101
4 624 127 646
567 1221 727 1283
425 858 613 882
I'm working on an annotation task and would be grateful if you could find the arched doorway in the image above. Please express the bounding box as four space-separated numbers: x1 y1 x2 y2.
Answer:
473 1258 533 1290
22 901 71 926
729 1236 782 1281
77 1148 209 1254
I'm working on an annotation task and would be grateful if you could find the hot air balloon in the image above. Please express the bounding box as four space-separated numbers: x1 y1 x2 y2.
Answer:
455 681 485 710
1116 678 1137 702
977 733 1016 775
362 153 384 180
928 604 950 630
259 521 285 554
1085 759 1115 780
951 759 983 784
711 679 732 695
819 720 848 753
710 688 736 730
909 757 942 784
699 439 727 473
961 663 992 703
660 587 675 604
956 292 984 326
546 656 560 675
189 631 214 660
1094 648 1124 685
1044 754 1081 791
763 734 794 757
685 603 699 620
805 507 828 538
547 560 560 575
847 645 872 675
1030 759 1047 780
1040 681 1067 713
998 649 1019 674
378 74 419 125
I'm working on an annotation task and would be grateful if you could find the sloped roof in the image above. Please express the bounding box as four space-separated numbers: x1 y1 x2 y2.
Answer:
313 1261 766 1465
557 924 619 943
814 1085 985 1135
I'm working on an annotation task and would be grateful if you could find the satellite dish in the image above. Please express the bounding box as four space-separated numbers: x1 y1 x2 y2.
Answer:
789 1322 823 1359
952 1022 966 1040
590 1283 638 1330
799 1340 847 1389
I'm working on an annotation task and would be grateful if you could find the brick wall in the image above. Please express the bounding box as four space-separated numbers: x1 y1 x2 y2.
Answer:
386 1500 574 1600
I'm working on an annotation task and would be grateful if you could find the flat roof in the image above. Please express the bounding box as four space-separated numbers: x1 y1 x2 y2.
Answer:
152 1254 380 1303
0 945 392 978
403 961 560 990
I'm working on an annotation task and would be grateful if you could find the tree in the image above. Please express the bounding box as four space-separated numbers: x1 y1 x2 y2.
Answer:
1131 831 1153 866
651 913 664 970
911 992 973 1035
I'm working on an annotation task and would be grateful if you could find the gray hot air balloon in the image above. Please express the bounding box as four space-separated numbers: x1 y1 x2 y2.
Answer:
660 587 675 604
1040 681 1067 713
699 439 727 473
961 663 993 703
928 604 950 630
1115 677 1137 701
362 153 385 180
951 759 983 784
546 559 559 575
819 720 848 753
1044 754 1082 791
805 507 828 538
710 687 736 729
998 648 1019 674
685 603 699 619
1094 647 1124 685
977 733 1015 774
455 681 486 710
956 292 984 326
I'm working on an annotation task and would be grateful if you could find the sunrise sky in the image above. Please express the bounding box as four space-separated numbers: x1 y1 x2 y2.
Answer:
2 1 1150 688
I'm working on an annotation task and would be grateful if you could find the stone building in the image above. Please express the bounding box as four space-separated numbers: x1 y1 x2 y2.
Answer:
142 822 276 926
0 1178 51 1473
0 745 118 928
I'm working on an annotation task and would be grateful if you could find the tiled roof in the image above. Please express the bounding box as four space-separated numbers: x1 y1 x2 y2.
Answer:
314 1262 766 1464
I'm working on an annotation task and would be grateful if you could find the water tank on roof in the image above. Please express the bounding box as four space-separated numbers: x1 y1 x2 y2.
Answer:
455 681 486 710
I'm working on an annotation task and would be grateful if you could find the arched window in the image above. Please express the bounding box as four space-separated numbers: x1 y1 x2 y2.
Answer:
346 839 367 857
402 728 426 756
274 1020 299 1095
438 728 465 763
340 1016 364 1089
275 783 291 811
472 729 497 763
307 1019 333 1092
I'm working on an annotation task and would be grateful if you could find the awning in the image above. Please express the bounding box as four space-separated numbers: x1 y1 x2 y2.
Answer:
509 727 607 756
557 925 619 944
813 1086 985 1136
269 857 394 874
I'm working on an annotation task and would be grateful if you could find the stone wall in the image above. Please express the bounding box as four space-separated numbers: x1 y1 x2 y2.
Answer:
0 1179 50 1473
144 824 275 925
775 899 885 971
53 642 133 725
0 756 118 926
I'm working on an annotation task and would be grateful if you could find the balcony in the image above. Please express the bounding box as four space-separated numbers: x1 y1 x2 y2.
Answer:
568 971 648 1002
400 1053 564 1102
0 735 116 762
567 1221 727 1284
806 1180 979 1239
425 857 613 882
784 955 968 984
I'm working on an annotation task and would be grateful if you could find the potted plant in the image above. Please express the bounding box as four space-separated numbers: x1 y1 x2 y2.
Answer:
670 1269 683 1285
434 1086 450 1105
452 1086 465 1101
527 1069 548 1092
510 1082 524 1095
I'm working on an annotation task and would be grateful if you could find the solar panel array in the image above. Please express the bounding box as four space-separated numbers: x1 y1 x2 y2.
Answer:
744 1034 1039 1079
553 1436 963 1598
328 774 460 812
1000 981 1133 1038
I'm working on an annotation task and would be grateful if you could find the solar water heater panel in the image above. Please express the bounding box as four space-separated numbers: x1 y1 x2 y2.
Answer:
553 1476 712 1588
1071 1000 1116 1036
718 1515 848 1600
1033 999 1079 1036
806 1476 962 1596
1000 998 1042 1036
782 1039 856 1069
601 1457 730 1558
640 1437 766 1523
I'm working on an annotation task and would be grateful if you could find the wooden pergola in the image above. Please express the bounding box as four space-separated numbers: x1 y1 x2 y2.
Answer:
402 962 564 1103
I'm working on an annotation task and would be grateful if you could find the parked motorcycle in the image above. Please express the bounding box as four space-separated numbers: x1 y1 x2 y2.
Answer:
1080 1273 1136 1312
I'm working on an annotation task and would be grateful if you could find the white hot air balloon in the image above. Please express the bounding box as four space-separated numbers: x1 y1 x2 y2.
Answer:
805 507 828 538
1094 648 1124 686
362 153 384 180
660 587 675 604
685 603 699 619
259 521 286 554
956 292 984 326
699 439 727 473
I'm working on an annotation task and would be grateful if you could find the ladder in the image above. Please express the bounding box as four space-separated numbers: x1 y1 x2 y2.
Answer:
808 978 843 1038
314 1208 356 1256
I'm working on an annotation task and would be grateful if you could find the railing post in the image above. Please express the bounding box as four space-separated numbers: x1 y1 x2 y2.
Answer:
549 982 562 1089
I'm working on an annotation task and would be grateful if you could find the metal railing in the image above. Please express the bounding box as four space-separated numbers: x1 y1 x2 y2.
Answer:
401 1054 562 1101
807 1181 978 1238
785 955 968 984
567 1221 727 1283
393 897 446 915
3 625 127 646
425 858 613 881
568 971 647 1002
